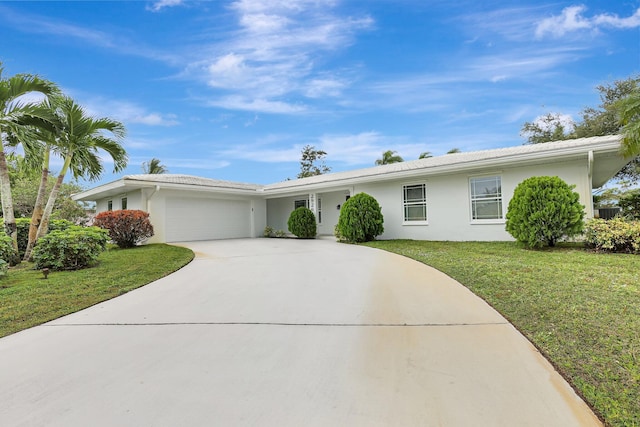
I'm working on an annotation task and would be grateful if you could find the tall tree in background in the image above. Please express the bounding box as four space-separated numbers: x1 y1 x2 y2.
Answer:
375 150 404 165
418 151 433 159
446 148 461 154
520 75 640 182
520 113 575 144
0 61 58 254
298 145 330 178
615 89 640 158
142 158 168 174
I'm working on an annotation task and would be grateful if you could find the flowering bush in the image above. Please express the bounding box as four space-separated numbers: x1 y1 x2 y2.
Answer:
584 217 640 254
93 210 154 248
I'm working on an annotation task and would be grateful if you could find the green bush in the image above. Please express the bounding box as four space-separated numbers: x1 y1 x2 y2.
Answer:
32 226 109 271
1 218 73 258
287 207 317 239
93 210 154 248
506 176 585 248
619 189 640 219
0 233 18 268
584 217 640 253
336 193 384 243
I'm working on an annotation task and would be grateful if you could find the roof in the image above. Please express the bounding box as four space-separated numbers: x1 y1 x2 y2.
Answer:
74 135 626 201
263 135 624 194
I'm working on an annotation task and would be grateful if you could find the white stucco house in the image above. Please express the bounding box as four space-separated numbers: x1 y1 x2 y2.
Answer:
73 135 630 243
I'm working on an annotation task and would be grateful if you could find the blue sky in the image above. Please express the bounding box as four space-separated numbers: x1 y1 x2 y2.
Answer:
1 0 639 186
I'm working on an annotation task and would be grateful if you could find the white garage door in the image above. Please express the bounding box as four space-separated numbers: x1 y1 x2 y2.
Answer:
165 197 251 242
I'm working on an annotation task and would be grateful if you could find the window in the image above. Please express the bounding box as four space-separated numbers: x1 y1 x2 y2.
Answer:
107 200 113 211
470 176 503 220
403 184 427 222
121 197 127 210
294 199 307 209
317 198 322 224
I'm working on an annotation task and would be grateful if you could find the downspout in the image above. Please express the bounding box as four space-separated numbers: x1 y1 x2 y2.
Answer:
588 151 594 218
146 185 160 213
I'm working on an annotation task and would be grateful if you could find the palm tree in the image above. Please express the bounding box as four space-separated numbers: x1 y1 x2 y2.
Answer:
616 89 640 157
418 151 433 159
142 157 168 174
0 62 58 255
33 96 127 244
447 148 461 154
375 150 404 165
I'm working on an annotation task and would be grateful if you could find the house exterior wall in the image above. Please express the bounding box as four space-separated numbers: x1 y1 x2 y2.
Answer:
265 157 590 242
95 191 143 212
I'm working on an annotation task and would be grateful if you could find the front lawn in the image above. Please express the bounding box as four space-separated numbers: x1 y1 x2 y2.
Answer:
0 244 194 338
363 240 639 427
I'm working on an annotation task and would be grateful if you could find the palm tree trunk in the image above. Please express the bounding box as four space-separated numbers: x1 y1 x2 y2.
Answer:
23 149 50 261
36 153 71 240
0 146 19 262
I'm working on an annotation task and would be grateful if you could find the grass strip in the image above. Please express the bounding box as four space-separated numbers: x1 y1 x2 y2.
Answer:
0 244 194 338
363 240 639 427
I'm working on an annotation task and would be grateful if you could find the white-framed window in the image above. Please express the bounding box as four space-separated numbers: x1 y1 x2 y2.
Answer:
107 200 113 211
470 175 503 221
121 197 128 210
294 199 307 209
403 183 427 222
317 198 322 224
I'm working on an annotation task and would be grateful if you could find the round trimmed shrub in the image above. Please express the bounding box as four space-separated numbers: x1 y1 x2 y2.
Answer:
506 176 585 248
287 207 317 238
32 226 109 271
336 192 384 243
94 210 154 248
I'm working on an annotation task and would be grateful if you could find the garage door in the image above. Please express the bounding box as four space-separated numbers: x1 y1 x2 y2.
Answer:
165 197 251 242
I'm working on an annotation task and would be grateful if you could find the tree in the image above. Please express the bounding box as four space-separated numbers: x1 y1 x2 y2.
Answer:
375 150 404 165
298 145 330 178
142 157 168 174
0 62 58 254
505 176 585 248
446 148 461 154
521 75 640 182
26 96 127 259
418 151 432 159
520 113 575 144
615 89 640 158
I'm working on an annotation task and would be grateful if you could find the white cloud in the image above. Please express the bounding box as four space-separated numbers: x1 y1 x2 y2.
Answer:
207 96 307 114
535 5 640 39
83 98 180 127
147 0 185 12
188 0 373 113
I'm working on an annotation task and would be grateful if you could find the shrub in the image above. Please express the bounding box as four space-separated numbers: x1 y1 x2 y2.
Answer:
0 233 18 267
336 193 384 243
263 226 275 237
93 210 154 248
32 226 109 271
1 218 73 258
619 189 640 220
584 217 640 253
274 229 286 238
0 259 7 278
506 176 585 248
287 207 317 239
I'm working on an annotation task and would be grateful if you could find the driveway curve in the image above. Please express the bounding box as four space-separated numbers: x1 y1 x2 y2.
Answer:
0 238 601 426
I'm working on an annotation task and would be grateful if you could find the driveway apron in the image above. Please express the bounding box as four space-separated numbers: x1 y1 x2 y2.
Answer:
0 238 601 426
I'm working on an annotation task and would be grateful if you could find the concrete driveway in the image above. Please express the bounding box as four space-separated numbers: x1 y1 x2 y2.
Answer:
0 238 601 426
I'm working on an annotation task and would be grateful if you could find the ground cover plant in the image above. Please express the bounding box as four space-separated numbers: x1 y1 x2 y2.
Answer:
0 244 193 338
363 240 639 427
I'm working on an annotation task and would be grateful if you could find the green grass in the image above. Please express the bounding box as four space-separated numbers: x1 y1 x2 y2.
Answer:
363 240 640 427
0 244 194 338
